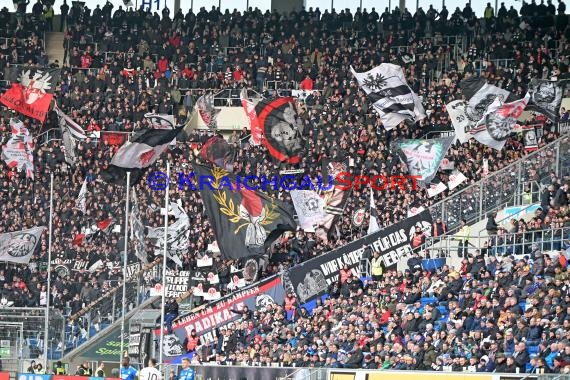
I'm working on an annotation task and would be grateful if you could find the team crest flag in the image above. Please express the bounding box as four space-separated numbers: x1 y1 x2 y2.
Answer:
0 68 60 122
290 190 326 231
144 113 175 129
351 64 426 130
394 136 455 186
193 164 297 260
0 226 46 264
526 79 567 121
255 97 304 164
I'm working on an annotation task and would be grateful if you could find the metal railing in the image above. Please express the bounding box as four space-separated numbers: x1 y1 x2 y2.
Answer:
63 258 162 354
0 307 65 373
420 226 570 262
428 134 570 233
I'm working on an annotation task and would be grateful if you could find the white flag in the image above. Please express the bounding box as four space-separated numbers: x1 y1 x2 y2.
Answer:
368 191 381 235
0 227 46 264
446 100 475 143
427 181 447 198
75 179 87 213
290 190 326 231
447 169 468 191
351 64 426 130
2 119 34 179
407 206 426 217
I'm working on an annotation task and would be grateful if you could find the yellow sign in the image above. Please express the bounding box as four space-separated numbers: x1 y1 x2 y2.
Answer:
330 373 356 380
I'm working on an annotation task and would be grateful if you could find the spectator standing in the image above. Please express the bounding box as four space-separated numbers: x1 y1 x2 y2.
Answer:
456 219 471 257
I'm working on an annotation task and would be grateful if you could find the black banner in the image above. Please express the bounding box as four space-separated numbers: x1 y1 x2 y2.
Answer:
287 210 432 303
192 365 304 380
128 324 141 362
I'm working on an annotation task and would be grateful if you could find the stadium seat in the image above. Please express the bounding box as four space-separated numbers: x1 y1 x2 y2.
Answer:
528 346 540 355
420 297 437 306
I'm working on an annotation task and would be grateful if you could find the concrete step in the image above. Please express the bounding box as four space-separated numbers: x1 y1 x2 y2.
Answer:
45 31 66 66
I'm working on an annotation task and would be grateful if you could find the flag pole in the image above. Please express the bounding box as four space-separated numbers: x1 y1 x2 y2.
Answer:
159 161 170 366
119 171 131 362
43 172 54 368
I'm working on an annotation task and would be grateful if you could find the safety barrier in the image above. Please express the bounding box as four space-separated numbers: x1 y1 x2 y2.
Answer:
158 365 542 380
15 374 121 380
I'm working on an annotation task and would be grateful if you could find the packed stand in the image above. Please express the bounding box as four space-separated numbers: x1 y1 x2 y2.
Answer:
0 1 568 363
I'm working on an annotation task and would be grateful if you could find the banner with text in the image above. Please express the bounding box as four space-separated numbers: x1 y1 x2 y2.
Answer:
286 210 432 303
155 275 285 362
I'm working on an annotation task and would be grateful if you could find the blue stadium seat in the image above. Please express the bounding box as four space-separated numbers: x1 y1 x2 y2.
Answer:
437 306 448 314
528 346 540 355
519 302 527 312
420 297 437 306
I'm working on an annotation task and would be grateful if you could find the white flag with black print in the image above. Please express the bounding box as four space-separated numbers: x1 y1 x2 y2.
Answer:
195 93 220 130
368 190 381 235
526 79 567 121
0 226 46 264
351 64 426 130
290 190 326 231
75 178 87 213
427 180 447 198
471 94 530 150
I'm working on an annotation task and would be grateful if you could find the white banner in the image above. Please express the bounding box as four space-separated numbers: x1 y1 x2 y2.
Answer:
2 119 34 179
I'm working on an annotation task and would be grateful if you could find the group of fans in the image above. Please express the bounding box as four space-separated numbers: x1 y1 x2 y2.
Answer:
0 0 569 373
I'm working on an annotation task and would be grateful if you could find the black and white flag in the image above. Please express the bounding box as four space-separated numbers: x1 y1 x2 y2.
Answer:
526 79 567 121
368 191 380 235
130 190 147 263
75 178 87 214
290 190 326 231
0 227 45 264
351 64 426 130
56 106 86 166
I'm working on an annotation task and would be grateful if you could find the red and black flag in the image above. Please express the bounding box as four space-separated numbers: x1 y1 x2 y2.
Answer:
199 135 236 172
193 164 297 260
0 67 60 122
255 97 304 164
101 127 181 186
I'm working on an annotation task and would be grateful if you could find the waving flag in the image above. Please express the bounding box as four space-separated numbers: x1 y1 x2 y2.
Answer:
0 226 46 264
240 88 262 145
394 136 455 186
368 190 380 235
0 68 60 122
194 164 297 260
471 94 530 150
351 64 426 130
290 190 326 231
195 93 220 130
102 127 181 186
526 79 567 121
56 106 85 165
144 113 175 129
75 179 87 213
255 97 304 164
199 135 236 171
2 119 34 179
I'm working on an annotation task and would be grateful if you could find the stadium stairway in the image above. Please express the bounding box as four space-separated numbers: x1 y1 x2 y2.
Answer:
45 32 66 66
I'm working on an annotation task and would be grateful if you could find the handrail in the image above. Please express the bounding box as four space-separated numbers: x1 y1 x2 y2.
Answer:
68 257 162 322
428 133 570 234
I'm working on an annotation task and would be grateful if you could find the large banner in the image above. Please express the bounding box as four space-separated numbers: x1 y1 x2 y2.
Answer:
155 275 285 362
287 210 432 303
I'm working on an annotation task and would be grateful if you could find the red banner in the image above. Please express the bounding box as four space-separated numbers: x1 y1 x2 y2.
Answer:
0 372 9 380
0 83 53 122
100 131 128 146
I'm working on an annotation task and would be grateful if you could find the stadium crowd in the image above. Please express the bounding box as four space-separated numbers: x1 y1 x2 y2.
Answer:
0 0 569 370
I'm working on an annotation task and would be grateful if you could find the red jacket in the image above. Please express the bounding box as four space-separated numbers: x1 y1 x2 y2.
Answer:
299 77 314 90
157 58 169 73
